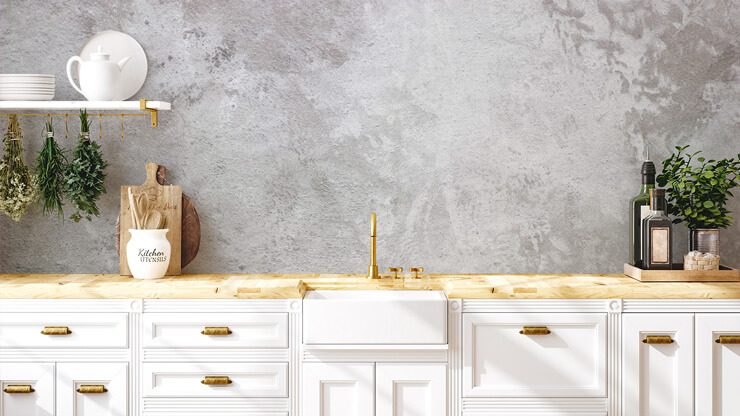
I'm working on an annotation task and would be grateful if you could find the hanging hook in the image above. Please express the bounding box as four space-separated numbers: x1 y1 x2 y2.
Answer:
99 114 103 139
65 114 68 139
46 113 50 124
121 114 125 139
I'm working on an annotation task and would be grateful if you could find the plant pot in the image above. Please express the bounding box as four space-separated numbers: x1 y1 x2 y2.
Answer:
688 228 720 256
126 229 171 280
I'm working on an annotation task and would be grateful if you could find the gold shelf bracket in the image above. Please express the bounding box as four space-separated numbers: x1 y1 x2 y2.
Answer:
139 99 158 127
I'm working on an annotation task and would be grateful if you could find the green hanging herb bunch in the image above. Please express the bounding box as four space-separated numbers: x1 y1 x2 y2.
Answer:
0 115 37 221
35 121 68 218
66 109 109 222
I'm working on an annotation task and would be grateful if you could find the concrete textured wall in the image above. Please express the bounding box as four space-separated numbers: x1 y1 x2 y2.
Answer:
1 0 738 274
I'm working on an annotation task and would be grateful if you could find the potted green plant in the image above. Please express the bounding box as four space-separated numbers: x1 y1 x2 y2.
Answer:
657 145 740 257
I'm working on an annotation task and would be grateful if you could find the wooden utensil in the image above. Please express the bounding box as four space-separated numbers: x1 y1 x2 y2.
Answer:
117 164 200 269
120 163 182 275
144 210 164 230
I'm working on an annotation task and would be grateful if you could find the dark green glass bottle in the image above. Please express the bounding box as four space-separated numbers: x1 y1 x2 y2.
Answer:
629 159 656 267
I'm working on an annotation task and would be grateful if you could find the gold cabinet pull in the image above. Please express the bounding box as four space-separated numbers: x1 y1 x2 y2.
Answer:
41 326 72 335
643 336 675 344
201 376 232 385
716 336 740 344
3 385 34 393
201 327 232 336
76 385 107 394
520 327 551 335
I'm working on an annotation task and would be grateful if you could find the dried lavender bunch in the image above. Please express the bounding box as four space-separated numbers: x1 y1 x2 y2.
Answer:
0 115 37 221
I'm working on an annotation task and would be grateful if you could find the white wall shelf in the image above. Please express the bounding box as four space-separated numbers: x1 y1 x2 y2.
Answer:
0 99 171 126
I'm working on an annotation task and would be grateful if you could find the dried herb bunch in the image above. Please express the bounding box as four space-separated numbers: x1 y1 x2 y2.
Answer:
66 109 109 222
35 121 68 218
0 115 37 221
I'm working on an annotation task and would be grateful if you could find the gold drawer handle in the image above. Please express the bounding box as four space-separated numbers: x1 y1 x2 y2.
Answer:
41 326 72 335
520 327 551 335
643 336 675 344
201 376 232 385
716 336 740 344
76 385 107 394
3 385 35 394
201 327 232 336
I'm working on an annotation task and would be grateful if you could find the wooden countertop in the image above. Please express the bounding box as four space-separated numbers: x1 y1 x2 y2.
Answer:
2 273 740 299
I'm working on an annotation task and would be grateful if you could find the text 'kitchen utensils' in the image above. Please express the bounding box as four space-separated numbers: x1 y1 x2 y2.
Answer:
67 30 148 101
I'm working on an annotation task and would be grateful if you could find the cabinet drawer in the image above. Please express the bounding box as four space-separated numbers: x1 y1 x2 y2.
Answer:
463 313 606 397
142 313 288 349
0 313 128 349
142 362 288 397
0 363 54 416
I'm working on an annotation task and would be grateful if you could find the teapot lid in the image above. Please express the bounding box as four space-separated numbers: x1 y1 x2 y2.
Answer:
89 45 110 61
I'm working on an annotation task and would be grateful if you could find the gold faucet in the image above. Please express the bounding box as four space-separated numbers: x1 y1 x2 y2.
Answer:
368 213 380 279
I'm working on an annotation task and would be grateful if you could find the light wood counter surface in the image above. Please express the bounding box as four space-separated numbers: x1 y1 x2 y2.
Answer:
1 273 740 299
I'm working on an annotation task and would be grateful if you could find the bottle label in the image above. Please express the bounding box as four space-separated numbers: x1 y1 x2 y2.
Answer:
651 228 670 264
639 205 651 260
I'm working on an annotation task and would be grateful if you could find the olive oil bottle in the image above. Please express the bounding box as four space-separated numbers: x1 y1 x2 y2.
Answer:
642 189 673 270
629 158 656 267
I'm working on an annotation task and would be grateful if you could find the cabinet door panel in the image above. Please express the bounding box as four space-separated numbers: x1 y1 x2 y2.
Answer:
56 363 128 416
697 313 740 416
463 313 606 397
623 313 693 416
0 363 54 416
376 363 445 416
303 363 374 416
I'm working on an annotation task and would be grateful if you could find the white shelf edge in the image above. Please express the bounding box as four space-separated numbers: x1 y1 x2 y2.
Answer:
0 100 171 111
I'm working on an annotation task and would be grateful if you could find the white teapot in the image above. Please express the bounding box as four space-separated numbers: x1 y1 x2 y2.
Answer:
67 46 131 101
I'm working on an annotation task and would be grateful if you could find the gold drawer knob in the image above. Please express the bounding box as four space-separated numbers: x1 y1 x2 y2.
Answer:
643 336 675 344
76 385 108 394
520 327 551 335
3 385 35 394
201 327 233 336
409 267 424 278
201 376 232 385
716 336 740 344
41 326 72 335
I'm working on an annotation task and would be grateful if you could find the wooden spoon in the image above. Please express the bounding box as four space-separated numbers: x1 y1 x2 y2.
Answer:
128 188 140 229
144 210 164 230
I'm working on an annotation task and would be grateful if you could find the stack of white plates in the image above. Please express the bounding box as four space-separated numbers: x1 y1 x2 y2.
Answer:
0 74 55 101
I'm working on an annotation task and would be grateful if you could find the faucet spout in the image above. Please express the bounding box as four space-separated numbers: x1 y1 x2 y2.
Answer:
368 213 379 279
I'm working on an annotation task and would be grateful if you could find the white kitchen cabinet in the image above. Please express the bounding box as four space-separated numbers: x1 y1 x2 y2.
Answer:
303 363 375 416
376 363 446 416
463 313 606 397
56 362 128 416
623 313 693 416
0 313 128 349
696 313 740 416
0 363 55 416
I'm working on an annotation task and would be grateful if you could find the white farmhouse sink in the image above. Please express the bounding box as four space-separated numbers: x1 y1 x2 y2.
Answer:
303 290 448 345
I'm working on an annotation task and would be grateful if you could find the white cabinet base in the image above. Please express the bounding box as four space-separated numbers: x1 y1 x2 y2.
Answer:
376 363 446 416
56 362 128 416
303 363 375 416
0 363 54 416
623 313 693 416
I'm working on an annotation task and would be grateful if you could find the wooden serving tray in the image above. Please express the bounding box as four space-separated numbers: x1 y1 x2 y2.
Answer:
624 263 740 282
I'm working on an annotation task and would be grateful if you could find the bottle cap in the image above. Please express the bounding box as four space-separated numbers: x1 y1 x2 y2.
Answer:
642 161 656 175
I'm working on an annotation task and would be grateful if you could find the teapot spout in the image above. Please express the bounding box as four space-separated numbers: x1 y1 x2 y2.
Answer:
117 56 132 70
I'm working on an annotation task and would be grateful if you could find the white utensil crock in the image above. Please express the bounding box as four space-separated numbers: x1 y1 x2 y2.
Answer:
127 229 171 279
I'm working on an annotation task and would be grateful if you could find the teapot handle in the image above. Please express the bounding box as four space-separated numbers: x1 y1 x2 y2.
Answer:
66 56 85 97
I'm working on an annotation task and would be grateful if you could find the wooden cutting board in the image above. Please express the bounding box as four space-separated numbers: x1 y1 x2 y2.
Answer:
120 163 182 275
116 165 200 269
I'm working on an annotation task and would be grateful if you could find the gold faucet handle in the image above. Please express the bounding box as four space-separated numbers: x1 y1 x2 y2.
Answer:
410 267 424 278
388 267 403 278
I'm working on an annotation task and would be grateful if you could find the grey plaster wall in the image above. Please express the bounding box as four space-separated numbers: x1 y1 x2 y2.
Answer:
1 0 738 274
